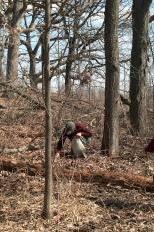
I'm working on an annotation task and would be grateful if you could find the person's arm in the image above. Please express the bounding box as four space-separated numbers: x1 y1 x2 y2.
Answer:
76 123 93 138
56 129 67 152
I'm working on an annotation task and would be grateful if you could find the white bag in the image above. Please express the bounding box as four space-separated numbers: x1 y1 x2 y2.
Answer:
71 136 86 157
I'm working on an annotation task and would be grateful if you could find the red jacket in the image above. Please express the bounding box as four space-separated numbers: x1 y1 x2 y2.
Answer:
57 122 92 151
145 139 154 153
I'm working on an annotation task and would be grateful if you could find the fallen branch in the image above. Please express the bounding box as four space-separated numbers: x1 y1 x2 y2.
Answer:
0 144 43 154
0 107 34 111
0 82 102 111
0 158 43 176
0 82 45 110
63 169 154 192
18 132 44 139
1 158 154 192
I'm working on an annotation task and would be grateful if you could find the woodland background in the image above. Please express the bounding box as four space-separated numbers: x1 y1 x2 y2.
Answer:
0 0 154 231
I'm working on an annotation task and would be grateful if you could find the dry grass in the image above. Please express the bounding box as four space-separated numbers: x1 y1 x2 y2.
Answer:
0 94 154 231
1 171 154 231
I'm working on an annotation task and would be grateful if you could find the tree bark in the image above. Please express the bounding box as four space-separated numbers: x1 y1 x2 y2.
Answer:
0 0 4 79
0 50 4 78
6 0 26 83
29 55 37 87
101 0 120 156
65 37 76 96
129 0 152 135
42 0 53 220
0 26 4 78
6 29 19 82
20 32 43 88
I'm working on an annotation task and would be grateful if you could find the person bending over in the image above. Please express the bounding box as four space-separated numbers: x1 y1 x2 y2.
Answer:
56 121 93 158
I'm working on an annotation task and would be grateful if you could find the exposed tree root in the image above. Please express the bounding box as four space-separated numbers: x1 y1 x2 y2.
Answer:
1 158 154 192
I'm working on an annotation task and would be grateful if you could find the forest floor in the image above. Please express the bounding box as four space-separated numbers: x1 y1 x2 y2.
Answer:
0 92 154 232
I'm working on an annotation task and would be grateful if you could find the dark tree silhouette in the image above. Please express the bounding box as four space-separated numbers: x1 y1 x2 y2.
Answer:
129 0 152 135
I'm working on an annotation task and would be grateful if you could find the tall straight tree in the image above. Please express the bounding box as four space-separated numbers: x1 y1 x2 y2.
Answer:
101 0 120 156
0 1 4 78
0 26 4 78
42 0 53 219
129 0 152 135
6 0 26 82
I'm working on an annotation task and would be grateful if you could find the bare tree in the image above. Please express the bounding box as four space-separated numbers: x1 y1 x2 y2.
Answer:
49 0 105 95
1 0 153 106
129 0 152 135
42 0 53 219
6 0 26 82
101 0 120 156
20 6 45 87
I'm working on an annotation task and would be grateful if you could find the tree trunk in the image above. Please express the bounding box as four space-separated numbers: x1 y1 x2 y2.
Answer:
6 0 25 82
41 39 45 97
6 30 19 82
101 0 120 156
42 0 53 220
0 49 3 78
0 27 4 78
129 0 152 136
65 37 76 96
0 1 5 79
29 56 37 88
